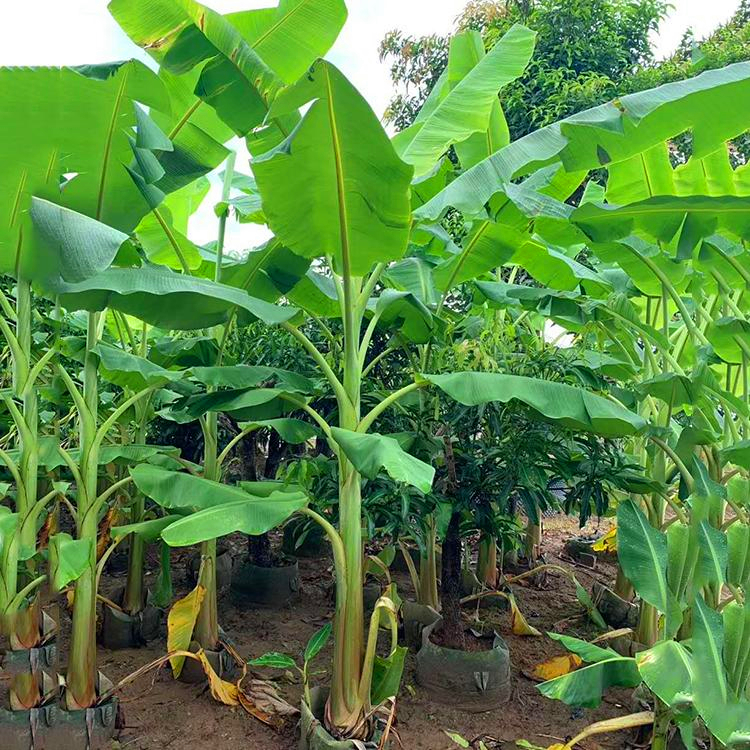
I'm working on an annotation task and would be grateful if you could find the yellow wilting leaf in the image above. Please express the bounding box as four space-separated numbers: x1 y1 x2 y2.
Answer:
96 505 118 560
167 584 205 677
557 711 654 750
509 595 541 636
592 527 617 553
196 650 239 706
529 654 583 681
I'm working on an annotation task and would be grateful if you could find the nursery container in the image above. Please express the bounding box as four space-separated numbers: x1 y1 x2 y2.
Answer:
100 586 162 649
0 702 59 750
45 673 121 749
592 581 639 629
230 559 301 607
401 600 440 651
178 640 236 684
186 545 233 591
415 619 512 712
300 687 389 750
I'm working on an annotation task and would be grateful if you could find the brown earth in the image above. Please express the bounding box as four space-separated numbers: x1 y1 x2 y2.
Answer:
66 515 634 750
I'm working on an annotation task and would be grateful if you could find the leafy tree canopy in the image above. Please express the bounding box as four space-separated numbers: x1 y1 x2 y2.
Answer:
380 0 750 143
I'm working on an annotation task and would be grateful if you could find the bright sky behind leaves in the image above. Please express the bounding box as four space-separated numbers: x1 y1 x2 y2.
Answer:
0 0 742 251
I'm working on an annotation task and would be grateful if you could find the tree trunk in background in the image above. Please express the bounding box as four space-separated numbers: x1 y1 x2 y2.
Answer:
264 430 288 479
440 512 465 650
476 533 498 588
524 518 541 564
248 532 274 567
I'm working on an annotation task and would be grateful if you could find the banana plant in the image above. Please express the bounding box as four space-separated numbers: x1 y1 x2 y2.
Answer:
4 50 231 708
0 58 200 710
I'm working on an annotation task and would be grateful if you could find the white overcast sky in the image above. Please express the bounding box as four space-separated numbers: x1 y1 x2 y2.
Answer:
0 0 742 251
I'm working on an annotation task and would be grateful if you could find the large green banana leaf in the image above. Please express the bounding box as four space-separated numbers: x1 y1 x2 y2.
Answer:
546 633 617 663
617 500 682 636
449 31 511 170
49 534 93 591
370 290 436 344
110 0 345 138
226 0 347 83
383 257 439 306
0 62 169 279
184 387 300 421
693 595 750 746
253 60 413 276
608 141 750 206
2 443 179 472
635 373 704 408
707 318 750 365
93 343 185 390
112 515 185 544
423 372 646 437
537 656 641 708
129 464 308 546
330 428 435 494
416 62 750 221
47 266 297 330
572 195 750 258
727 521 750 590
133 178 210 271
474 281 587 330
636 641 694 709
237 419 317 445
393 24 534 178
432 220 520 291
696 520 728 590
215 239 312 304
723 600 750 697
188 364 314 394
590 236 689 297
29 198 131 285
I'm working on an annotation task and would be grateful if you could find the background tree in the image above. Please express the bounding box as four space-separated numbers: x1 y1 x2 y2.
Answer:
381 0 668 136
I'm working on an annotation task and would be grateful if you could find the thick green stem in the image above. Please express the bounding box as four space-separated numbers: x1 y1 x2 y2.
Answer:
329 457 365 730
67 312 100 709
14 279 38 568
190 152 236 649
194 415 220 650
650 699 671 750
329 246 368 730
124 420 148 615
525 517 542 563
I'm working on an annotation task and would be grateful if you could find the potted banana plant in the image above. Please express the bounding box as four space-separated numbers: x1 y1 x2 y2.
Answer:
4 45 230 742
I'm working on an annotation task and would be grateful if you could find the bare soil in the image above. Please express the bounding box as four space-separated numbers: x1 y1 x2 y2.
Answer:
72 515 631 750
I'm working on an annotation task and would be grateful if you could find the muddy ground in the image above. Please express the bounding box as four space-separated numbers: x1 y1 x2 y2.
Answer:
75 516 630 750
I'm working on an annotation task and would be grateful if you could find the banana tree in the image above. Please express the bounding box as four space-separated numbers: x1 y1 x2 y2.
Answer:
7 51 232 709
173 58 646 748
0 58 184 711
